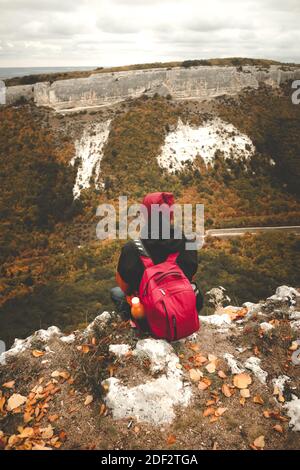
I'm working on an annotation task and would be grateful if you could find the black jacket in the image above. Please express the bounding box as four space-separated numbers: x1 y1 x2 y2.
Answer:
117 230 198 295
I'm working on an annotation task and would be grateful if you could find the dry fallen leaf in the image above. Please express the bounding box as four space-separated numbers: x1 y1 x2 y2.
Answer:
233 373 252 389
189 368 202 382
222 384 232 398
23 412 33 424
7 394 27 411
240 389 250 398
253 435 265 449
215 407 227 417
193 354 208 366
100 404 106 416
188 343 200 352
32 350 45 358
273 424 283 433
253 395 264 405
218 370 227 379
289 341 298 351
208 354 218 363
40 425 54 440
240 397 246 406
198 377 211 391
203 407 215 417
166 434 176 445
18 427 34 439
263 410 271 419
210 416 219 423
32 444 52 451
2 381 15 389
48 414 59 423
84 395 93 406
206 362 216 374
81 345 90 354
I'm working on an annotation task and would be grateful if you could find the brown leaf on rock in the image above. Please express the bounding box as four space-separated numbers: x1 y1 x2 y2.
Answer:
218 370 227 379
2 381 15 389
240 389 250 398
84 395 93 406
198 377 211 391
166 434 176 445
48 414 59 423
215 407 227 417
253 435 265 449
233 373 252 389
193 354 208 366
203 407 215 417
32 350 45 358
189 368 202 382
273 424 283 433
253 395 264 405
222 384 232 398
40 425 54 440
206 362 216 374
210 416 219 423
7 393 27 411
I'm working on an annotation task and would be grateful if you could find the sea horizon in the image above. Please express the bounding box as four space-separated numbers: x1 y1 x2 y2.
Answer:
0 66 96 81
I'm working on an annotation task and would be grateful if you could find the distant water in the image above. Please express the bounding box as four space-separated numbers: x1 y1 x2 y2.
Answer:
0 66 96 80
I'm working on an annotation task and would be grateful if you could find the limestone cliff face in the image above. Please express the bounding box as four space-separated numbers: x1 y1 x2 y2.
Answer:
5 65 300 111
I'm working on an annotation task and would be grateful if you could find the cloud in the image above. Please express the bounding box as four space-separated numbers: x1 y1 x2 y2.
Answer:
0 0 299 67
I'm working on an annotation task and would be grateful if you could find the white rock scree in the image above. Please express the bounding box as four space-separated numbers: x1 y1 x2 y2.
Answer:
157 118 255 172
70 120 111 199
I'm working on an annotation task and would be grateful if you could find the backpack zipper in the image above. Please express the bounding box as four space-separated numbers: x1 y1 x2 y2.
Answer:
172 316 177 341
162 300 173 341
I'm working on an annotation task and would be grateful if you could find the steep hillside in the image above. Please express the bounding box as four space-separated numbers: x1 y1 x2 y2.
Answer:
0 286 299 450
1 83 300 348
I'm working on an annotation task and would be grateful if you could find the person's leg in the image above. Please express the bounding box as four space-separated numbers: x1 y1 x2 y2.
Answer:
110 287 131 320
191 282 204 313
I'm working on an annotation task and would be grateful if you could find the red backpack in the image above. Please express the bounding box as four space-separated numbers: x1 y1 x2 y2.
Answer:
133 239 200 341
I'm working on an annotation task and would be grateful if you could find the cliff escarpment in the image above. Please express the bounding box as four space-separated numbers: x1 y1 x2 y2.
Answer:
5 65 300 111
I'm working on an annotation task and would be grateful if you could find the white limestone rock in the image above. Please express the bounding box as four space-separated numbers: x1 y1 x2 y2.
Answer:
267 286 300 306
272 375 290 394
103 339 191 425
289 311 300 320
109 344 131 358
83 311 112 337
199 313 232 328
244 356 268 384
290 320 300 333
243 302 262 319
260 322 275 333
223 353 245 374
0 326 62 363
133 339 178 375
284 396 300 431
70 121 111 199
157 118 255 173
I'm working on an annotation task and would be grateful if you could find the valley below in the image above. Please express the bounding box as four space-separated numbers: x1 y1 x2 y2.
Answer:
0 62 300 350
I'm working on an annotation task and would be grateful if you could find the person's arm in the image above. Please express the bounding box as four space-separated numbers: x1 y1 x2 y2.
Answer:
115 271 129 294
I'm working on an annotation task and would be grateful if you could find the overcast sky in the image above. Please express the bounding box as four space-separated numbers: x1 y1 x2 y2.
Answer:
0 0 299 67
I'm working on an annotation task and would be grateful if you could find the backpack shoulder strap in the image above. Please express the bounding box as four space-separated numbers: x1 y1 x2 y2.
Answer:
133 239 154 268
166 252 180 263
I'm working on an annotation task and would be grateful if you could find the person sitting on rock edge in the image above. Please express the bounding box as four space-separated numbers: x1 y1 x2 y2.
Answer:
111 191 203 330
